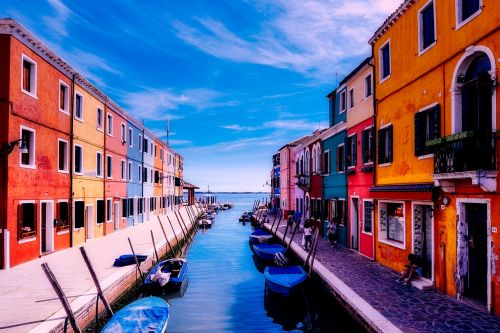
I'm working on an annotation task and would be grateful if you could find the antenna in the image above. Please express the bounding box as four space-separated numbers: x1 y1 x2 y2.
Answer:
166 118 170 146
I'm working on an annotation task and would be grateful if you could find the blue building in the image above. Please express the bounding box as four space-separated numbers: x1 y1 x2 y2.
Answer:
322 88 348 246
126 120 144 226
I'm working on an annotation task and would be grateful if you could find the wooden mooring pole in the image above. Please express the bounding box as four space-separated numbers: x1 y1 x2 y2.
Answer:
308 229 321 276
174 211 190 242
150 230 159 262
166 216 183 255
287 219 301 251
158 217 175 257
128 237 144 282
79 247 114 317
41 263 82 333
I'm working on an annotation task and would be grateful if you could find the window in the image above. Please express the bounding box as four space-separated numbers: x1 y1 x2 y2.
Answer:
128 128 133 147
106 155 113 178
151 170 153 184
74 145 83 174
150 143 153 156
379 41 391 80
56 202 69 231
364 74 372 98
363 201 373 233
339 90 346 113
75 92 83 121
323 150 330 174
362 127 375 164
154 145 157 157
59 81 69 113
378 125 393 164
138 165 142 182
160 148 163 161
336 145 345 172
18 202 37 240
144 138 149 153
21 54 37 97
143 167 148 183
419 1 435 52
97 200 104 224
128 198 134 217
106 199 112 222
458 0 481 24
128 161 133 181
96 152 103 177
121 160 126 180
20 126 35 168
345 135 357 168
379 202 405 246
348 89 354 109
122 198 128 218
138 198 143 214
155 170 160 184
139 134 142 152
121 123 126 143
96 108 103 131
415 105 440 156
107 113 113 136
74 201 85 229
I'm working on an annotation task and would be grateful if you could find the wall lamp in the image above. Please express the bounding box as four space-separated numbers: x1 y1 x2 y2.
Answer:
1 139 28 157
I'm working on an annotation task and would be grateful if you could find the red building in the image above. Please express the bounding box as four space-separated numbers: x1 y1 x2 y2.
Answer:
304 130 325 220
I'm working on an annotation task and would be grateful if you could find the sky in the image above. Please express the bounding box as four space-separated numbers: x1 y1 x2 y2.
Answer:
1 0 401 192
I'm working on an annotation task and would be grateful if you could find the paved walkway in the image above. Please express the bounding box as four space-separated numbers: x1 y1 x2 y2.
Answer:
0 205 201 332
263 216 500 333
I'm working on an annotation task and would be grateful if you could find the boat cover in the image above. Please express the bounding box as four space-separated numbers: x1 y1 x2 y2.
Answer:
253 243 286 254
101 296 170 333
264 266 307 288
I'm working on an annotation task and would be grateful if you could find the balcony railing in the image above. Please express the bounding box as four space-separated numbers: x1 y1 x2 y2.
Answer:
295 174 310 189
426 130 496 174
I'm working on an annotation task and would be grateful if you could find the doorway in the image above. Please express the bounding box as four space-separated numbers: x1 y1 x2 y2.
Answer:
114 202 120 230
412 203 433 280
40 201 54 254
86 205 94 239
463 203 488 305
350 197 359 251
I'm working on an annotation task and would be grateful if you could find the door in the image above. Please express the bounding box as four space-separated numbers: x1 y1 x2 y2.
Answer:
463 203 488 305
413 204 433 280
41 203 47 252
40 202 54 254
351 198 359 251
114 202 120 230
86 205 94 239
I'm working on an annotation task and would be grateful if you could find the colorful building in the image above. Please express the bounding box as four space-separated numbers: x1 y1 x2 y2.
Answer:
369 0 499 312
270 153 280 211
304 130 326 220
343 58 375 258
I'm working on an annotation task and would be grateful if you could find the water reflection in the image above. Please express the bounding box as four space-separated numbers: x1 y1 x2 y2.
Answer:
264 284 306 331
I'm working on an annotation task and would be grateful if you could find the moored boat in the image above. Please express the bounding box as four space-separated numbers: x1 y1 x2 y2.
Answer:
252 243 286 261
144 258 188 294
264 265 307 297
199 219 213 228
101 296 170 333
113 254 148 267
249 229 273 245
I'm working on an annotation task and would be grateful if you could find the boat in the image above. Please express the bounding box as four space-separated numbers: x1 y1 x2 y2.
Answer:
252 243 286 261
239 212 251 222
264 265 307 297
113 254 148 267
206 212 216 220
101 296 170 333
248 229 273 245
199 219 212 228
143 258 188 294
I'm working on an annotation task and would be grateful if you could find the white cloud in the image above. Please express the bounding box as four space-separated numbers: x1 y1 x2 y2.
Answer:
172 0 400 81
221 118 320 132
42 0 71 37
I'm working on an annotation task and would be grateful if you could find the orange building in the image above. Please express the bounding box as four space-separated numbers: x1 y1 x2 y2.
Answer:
370 0 499 313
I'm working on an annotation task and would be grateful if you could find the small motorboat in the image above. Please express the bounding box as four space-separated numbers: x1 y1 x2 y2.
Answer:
249 229 273 245
199 219 212 228
101 296 170 333
239 212 251 222
223 203 233 209
264 265 307 297
144 258 188 294
113 254 148 267
252 243 286 261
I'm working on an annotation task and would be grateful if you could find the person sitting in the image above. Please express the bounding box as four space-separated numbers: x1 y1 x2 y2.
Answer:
398 254 422 285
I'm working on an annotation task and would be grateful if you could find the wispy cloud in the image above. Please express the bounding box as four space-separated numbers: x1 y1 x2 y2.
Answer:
221 119 321 132
172 0 399 81
42 0 71 38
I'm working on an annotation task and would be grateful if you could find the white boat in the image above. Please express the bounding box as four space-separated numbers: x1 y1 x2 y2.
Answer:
199 219 212 228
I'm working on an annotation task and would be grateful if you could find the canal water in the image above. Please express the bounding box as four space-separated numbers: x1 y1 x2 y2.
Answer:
165 193 364 333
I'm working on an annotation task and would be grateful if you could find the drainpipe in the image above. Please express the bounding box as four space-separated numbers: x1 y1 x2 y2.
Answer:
69 74 75 248
103 99 107 236
369 47 377 260
1 100 13 269
141 126 145 217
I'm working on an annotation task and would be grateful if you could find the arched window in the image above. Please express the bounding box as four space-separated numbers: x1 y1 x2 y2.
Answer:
312 148 317 173
305 151 310 176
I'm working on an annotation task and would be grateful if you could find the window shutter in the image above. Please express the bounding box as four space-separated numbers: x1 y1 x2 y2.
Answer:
414 112 422 156
377 129 383 163
17 204 23 239
362 131 367 163
33 204 38 235
433 105 441 139
336 148 339 172
353 134 357 166
388 126 393 163
344 137 349 171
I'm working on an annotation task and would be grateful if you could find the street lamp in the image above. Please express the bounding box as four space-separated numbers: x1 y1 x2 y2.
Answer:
1 138 28 157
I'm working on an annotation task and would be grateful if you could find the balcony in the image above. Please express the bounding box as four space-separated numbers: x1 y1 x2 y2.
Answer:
295 174 310 190
426 130 497 192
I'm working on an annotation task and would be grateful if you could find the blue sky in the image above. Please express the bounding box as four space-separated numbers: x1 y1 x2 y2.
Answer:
1 0 400 192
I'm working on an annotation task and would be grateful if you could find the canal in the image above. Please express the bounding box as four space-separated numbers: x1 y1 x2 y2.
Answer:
165 193 364 332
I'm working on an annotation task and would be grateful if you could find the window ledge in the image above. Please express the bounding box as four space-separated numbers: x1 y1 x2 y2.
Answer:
455 10 482 31
106 220 112 224
107 133 114 137
21 89 38 99
378 162 392 168
418 153 434 160
378 238 405 250
59 109 70 115
379 74 391 84
74 172 84 176
18 237 37 244
361 230 373 236
56 230 70 235
96 127 104 133
74 117 84 123
418 41 437 56
74 227 84 231
364 162 374 166
58 169 69 174
20 164 36 170
363 95 373 101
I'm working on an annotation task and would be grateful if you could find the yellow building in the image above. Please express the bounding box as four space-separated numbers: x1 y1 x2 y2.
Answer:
370 0 499 313
72 80 106 245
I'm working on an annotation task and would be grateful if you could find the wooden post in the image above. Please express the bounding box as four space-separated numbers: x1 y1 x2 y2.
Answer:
270 211 278 231
41 263 82 333
287 220 301 251
174 211 189 241
166 216 183 255
79 247 114 317
308 228 321 276
150 230 159 262
128 237 144 282
274 210 282 234
304 228 319 269
282 217 291 242
158 217 175 257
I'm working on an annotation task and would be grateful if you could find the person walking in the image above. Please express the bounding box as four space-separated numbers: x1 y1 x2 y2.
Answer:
303 220 313 251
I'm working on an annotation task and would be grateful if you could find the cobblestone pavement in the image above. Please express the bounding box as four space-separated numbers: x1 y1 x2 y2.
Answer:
266 217 500 333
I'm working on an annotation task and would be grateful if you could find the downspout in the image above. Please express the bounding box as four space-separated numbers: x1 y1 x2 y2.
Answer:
1 100 13 269
103 99 107 236
69 74 75 247
368 47 377 260
141 126 145 216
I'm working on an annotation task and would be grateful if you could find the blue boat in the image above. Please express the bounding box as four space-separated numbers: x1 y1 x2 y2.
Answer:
252 243 286 261
101 296 169 333
113 254 148 267
264 266 307 297
248 229 273 245
144 258 188 294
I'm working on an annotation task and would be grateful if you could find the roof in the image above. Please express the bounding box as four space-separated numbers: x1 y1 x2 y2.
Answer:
182 181 199 189
369 183 434 192
337 57 373 88
277 135 311 152
368 0 416 45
